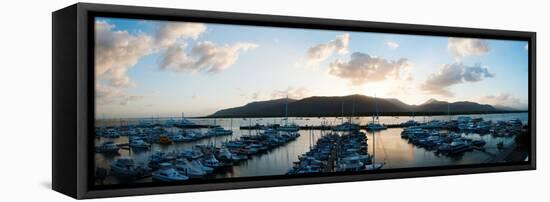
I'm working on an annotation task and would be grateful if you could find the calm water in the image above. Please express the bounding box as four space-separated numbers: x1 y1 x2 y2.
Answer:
95 112 528 184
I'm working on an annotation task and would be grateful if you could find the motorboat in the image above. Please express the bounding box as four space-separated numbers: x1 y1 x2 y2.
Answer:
278 124 300 132
206 126 233 136
110 156 151 178
129 139 150 149
332 122 359 132
152 163 189 182
95 141 119 153
202 154 220 168
365 122 387 131
190 159 214 174
174 159 207 178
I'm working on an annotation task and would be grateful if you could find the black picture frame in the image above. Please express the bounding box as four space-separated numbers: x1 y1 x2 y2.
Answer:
52 3 536 199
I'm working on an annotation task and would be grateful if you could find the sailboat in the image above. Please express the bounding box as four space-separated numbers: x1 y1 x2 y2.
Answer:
366 120 384 171
332 100 359 132
366 95 387 131
278 96 300 132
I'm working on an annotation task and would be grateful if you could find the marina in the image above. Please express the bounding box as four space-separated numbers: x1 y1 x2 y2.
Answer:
95 112 528 185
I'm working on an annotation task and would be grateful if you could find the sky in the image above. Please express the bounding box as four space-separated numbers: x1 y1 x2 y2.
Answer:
95 17 529 118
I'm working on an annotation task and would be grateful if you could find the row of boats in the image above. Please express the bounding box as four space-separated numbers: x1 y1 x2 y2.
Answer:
287 130 383 175
399 117 525 136
400 127 483 155
100 130 301 182
95 125 234 154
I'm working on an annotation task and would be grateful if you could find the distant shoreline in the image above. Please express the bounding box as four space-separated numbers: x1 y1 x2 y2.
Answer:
95 111 528 120
202 110 527 119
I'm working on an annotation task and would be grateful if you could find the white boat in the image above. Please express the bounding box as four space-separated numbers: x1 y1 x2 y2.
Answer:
365 163 384 170
129 139 150 149
202 154 220 168
152 166 190 182
95 141 119 153
190 159 214 174
366 95 387 131
206 126 233 136
278 124 300 132
332 122 359 132
110 156 150 178
174 159 207 178
218 147 234 161
336 157 364 172
279 95 300 132
365 122 387 131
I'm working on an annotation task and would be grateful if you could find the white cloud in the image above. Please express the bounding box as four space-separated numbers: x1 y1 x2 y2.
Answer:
386 41 399 49
421 62 494 97
95 21 153 88
95 21 154 105
159 41 257 73
155 22 206 48
304 33 350 67
95 20 255 105
95 83 143 106
271 87 310 99
448 37 489 58
328 52 410 85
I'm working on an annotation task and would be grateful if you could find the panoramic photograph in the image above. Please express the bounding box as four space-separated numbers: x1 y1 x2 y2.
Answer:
94 17 529 185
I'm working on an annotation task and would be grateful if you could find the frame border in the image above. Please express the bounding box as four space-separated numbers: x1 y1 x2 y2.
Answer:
66 2 535 199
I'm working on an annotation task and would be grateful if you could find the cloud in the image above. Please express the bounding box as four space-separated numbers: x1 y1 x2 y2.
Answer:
95 20 255 105
271 87 310 99
304 33 350 67
421 62 494 97
159 41 257 73
155 22 206 48
480 93 523 109
448 37 489 58
95 21 154 88
95 21 154 105
386 41 399 49
95 83 143 106
328 52 410 85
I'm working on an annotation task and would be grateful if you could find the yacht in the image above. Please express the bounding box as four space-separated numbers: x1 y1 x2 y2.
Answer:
202 154 220 168
365 122 387 131
365 163 384 170
110 156 150 178
218 147 235 161
336 157 364 172
332 122 359 132
206 126 233 136
95 141 119 153
129 139 150 149
190 159 214 174
152 163 189 182
174 159 207 178
438 140 471 154
278 123 300 132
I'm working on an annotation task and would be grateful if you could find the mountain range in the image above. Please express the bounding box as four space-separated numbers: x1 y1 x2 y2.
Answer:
208 94 522 118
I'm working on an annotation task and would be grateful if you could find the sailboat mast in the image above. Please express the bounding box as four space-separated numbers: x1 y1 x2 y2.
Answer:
351 97 355 124
285 95 289 125
373 126 376 166
447 102 451 121
341 101 344 124
375 95 379 124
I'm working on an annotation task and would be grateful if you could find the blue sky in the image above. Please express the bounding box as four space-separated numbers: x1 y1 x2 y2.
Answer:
95 17 528 118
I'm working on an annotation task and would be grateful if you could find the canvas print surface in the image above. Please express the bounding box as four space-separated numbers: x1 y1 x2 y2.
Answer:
94 17 530 186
